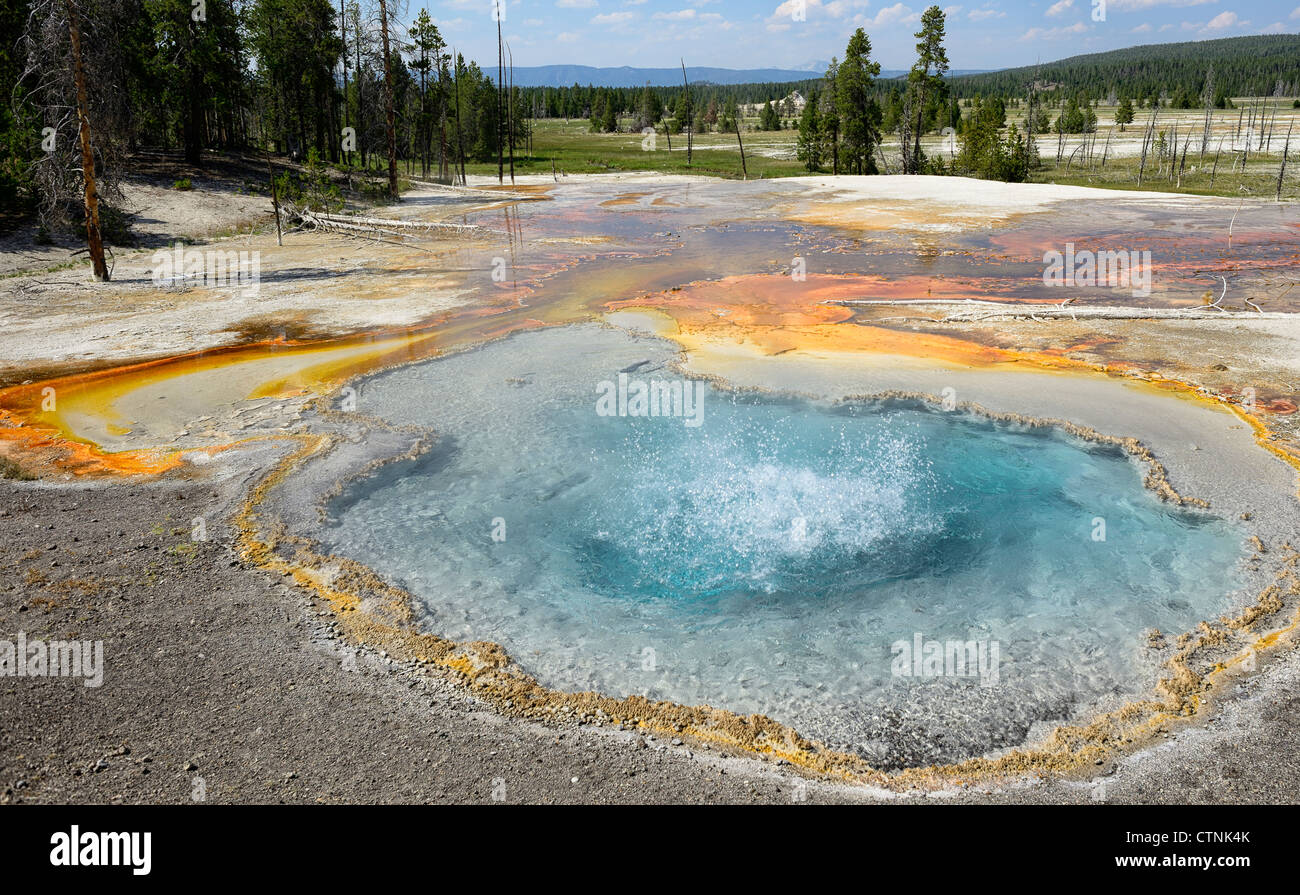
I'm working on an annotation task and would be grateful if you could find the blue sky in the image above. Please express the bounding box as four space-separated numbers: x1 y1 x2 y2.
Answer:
420 0 1299 71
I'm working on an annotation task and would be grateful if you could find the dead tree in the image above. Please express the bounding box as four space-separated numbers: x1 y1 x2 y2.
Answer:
1279 122 1293 202
734 117 747 180
506 41 515 185
451 48 468 185
1199 65 1214 160
376 0 399 198
495 0 504 184
681 60 692 166
1137 109 1157 186
64 0 106 278
339 0 351 167
20 0 128 280
1176 131 1191 188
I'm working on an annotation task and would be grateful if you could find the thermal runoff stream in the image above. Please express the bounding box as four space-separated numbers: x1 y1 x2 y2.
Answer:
316 324 1246 768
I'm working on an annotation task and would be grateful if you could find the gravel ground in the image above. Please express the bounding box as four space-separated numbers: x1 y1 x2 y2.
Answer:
2 449 1298 805
0 462 856 804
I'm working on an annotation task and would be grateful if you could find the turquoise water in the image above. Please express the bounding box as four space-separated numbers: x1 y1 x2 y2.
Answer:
320 325 1246 767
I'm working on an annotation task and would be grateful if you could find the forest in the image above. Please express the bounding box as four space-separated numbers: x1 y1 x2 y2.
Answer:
949 35 1300 106
2 0 1297 259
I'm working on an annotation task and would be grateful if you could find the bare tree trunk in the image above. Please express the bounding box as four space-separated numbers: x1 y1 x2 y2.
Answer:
453 51 467 185
734 117 747 179
266 148 282 246
377 0 399 198
831 121 838 175
1137 109 1156 187
1199 65 1214 160
434 38 448 181
65 0 107 280
681 60 692 166
417 43 428 179
1278 122 1293 202
507 42 515 185
339 0 350 167
496 5 504 184
356 14 366 169
1176 131 1190 188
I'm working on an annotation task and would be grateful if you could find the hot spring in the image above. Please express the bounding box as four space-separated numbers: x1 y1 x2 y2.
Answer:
318 324 1246 768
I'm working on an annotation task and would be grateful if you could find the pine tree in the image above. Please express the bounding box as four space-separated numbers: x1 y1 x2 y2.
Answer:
796 88 821 171
902 5 948 174
820 58 841 175
835 28 882 174
1115 96 1134 131
600 94 617 133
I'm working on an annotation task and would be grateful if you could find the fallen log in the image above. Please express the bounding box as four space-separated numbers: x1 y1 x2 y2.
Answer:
404 178 538 202
826 299 1291 322
296 208 490 240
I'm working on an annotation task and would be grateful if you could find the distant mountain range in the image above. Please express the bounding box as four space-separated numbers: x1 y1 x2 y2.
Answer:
502 64 996 88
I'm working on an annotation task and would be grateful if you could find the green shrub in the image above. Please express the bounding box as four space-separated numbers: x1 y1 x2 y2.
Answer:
0 455 35 480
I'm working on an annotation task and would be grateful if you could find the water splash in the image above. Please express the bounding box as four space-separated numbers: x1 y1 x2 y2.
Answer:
318 324 1246 766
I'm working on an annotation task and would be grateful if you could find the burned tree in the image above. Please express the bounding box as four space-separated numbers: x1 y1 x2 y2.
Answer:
19 0 131 280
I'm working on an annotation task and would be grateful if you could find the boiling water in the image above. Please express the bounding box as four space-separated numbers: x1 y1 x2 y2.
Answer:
319 325 1244 766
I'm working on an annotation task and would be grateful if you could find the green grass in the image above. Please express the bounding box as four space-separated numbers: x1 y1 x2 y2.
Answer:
250 99 1294 202
458 118 807 180
1007 98 1300 198
393 112 1296 198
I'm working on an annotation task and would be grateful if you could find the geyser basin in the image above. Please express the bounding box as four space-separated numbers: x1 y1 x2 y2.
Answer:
320 325 1246 768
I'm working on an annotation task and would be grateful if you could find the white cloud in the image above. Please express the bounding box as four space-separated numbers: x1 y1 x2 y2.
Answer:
1131 22 1152 32
654 8 697 19
1108 0 1215 10
769 0 869 23
1045 0 1074 16
1261 20 1287 33
868 3 921 25
968 6 1006 21
1202 10 1243 30
1290 5 1300 20
592 11 635 23
557 0 597 8
556 31 580 41
1020 21 1088 39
